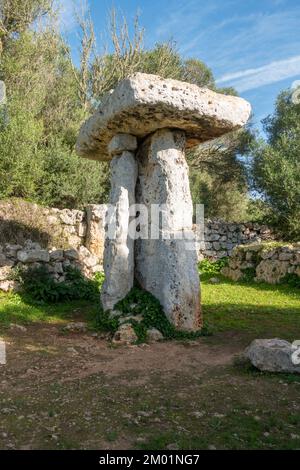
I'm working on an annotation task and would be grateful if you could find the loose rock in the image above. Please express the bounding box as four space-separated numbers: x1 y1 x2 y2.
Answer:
112 324 138 345
245 339 300 374
147 328 164 342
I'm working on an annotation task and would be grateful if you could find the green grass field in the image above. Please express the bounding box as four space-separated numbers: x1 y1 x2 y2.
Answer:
1 274 299 337
201 274 300 339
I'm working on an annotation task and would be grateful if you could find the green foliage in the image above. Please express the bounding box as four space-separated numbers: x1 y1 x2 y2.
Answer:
139 43 183 81
251 91 300 239
182 58 215 88
198 258 229 276
241 267 256 283
0 28 109 208
245 198 273 224
95 286 210 342
15 265 101 303
114 287 210 341
190 169 250 221
189 128 255 221
36 137 109 208
0 3 251 218
95 308 119 334
281 273 300 289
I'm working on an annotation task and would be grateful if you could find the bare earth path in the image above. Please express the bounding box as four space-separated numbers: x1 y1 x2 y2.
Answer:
1 324 300 450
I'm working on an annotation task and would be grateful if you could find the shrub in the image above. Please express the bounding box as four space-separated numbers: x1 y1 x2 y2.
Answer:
15 265 102 303
241 267 257 282
281 273 300 289
198 257 228 276
95 286 211 342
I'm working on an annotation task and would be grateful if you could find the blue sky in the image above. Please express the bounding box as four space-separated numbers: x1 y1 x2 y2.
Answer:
60 0 300 135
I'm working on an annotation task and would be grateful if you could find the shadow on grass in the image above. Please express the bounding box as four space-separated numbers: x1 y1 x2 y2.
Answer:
233 356 300 383
203 301 300 338
0 293 100 327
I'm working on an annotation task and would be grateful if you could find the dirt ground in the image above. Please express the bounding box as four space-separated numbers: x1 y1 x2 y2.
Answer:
1 324 300 450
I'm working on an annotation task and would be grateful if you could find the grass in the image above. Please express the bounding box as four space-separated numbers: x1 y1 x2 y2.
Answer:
0 292 99 327
201 274 300 339
1 275 299 335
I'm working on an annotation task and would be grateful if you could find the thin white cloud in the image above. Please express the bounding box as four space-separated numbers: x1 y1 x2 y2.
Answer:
54 0 84 33
154 0 219 40
216 55 300 92
153 1 300 88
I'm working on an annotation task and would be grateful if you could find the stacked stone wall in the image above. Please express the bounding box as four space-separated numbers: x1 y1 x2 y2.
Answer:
0 200 279 291
221 243 300 284
198 220 275 260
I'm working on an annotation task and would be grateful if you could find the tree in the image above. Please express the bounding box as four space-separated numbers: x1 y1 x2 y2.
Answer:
188 127 254 221
0 0 52 54
0 7 109 208
182 58 214 88
0 1 253 219
251 90 300 239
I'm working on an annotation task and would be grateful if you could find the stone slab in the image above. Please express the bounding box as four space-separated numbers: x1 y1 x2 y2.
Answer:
76 73 251 161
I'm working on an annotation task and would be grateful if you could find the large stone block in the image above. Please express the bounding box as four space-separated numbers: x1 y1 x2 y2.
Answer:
256 259 289 284
245 339 300 374
108 134 137 156
135 129 201 331
76 73 251 161
17 250 50 263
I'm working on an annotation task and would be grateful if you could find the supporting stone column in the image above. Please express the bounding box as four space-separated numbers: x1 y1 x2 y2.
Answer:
101 135 138 311
135 129 202 331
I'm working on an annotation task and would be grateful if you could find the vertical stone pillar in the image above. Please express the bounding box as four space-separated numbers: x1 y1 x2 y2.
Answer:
135 129 202 331
101 135 138 311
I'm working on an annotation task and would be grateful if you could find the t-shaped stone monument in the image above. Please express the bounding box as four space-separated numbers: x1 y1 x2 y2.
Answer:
76 73 251 331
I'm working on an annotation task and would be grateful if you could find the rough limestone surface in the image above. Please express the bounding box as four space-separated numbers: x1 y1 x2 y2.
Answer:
135 129 202 331
108 133 137 156
245 339 300 374
113 323 138 345
256 259 290 284
85 204 107 259
0 280 17 292
221 243 299 284
0 241 103 291
101 151 138 311
17 249 50 263
76 73 251 161
198 220 274 260
147 328 164 342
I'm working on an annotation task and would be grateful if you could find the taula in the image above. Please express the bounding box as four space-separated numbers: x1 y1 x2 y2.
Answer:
76 73 251 331
76 72 251 161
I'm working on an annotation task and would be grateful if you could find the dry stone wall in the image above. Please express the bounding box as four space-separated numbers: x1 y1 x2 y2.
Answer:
0 200 86 250
0 199 277 292
221 242 300 284
0 241 103 292
0 201 106 292
198 220 275 260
